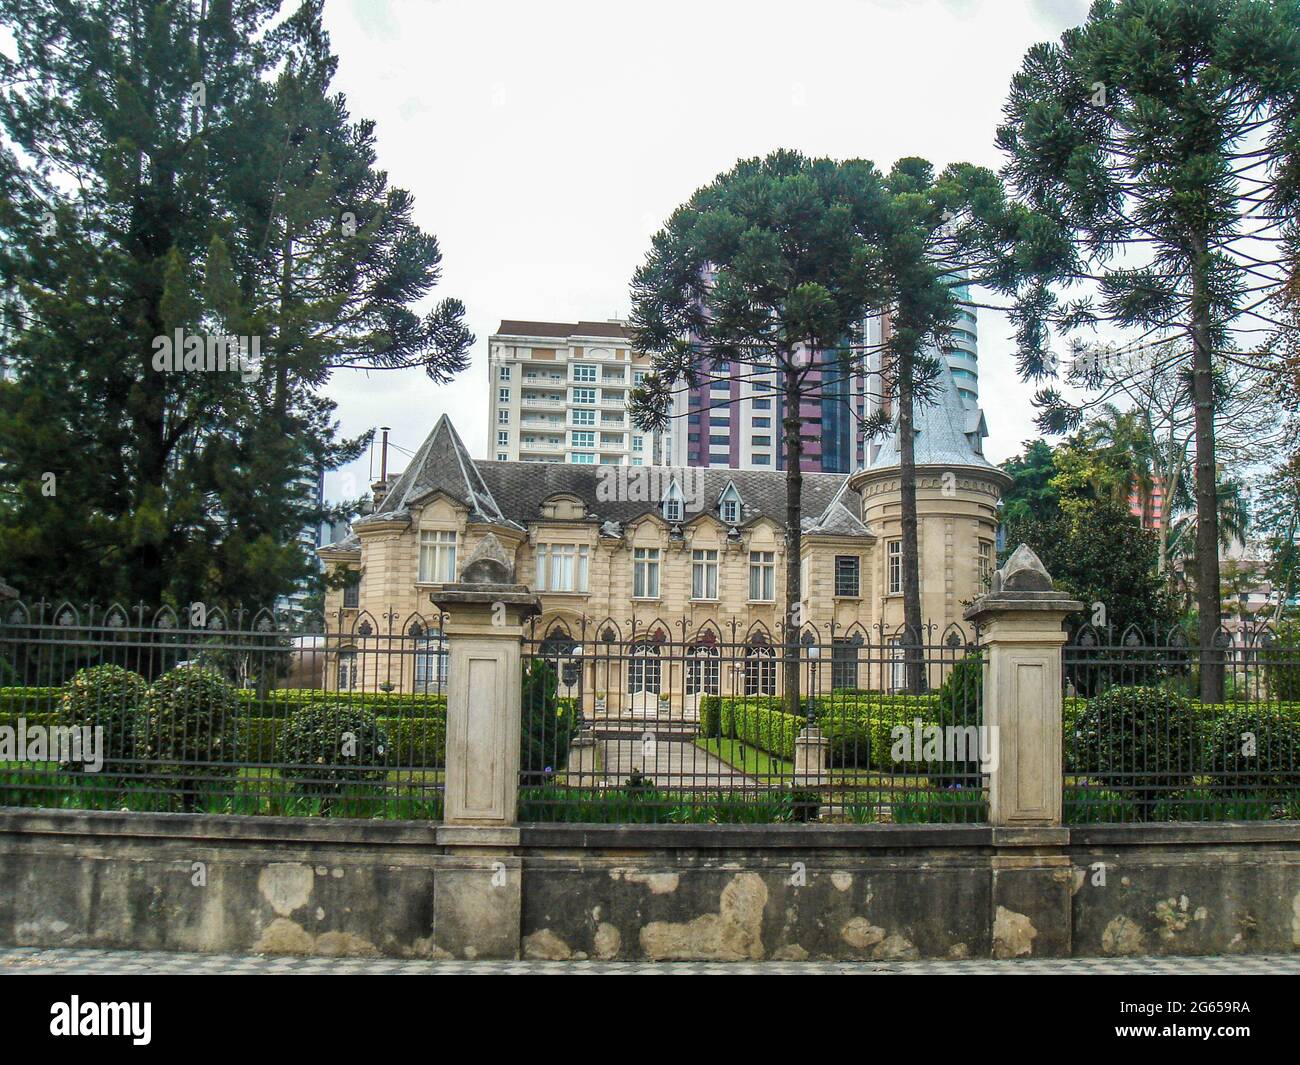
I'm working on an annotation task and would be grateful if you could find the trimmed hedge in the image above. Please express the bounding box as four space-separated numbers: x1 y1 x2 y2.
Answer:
0 687 63 716
235 715 445 768
708 693 943 771
1202 708 1300 800
236 688 447 719
60 665 148 770
729 702 803 761
132 666 240 807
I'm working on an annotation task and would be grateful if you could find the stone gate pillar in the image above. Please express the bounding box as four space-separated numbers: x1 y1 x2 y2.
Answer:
431 533 540 827
963 543 1081 827
427 533 538 960
964 544 1081 959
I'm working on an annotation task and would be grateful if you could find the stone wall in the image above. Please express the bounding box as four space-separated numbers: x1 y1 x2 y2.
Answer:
4 810 1298 961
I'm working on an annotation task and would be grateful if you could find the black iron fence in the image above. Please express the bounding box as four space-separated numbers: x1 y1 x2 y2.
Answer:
0 600 448 818
1063 622 1300 822
4 598 1298 826
518 617 988 824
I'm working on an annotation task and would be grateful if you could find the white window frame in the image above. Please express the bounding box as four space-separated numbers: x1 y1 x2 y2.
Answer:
633 547 661 599
337 651 359 691
749 551 775 602
572 409 596 427
414 634 448 692
887 540 902 595
418 530 457 583
572 387 596 405
499 365 511 381
572 363 597 383
691 549 719 600
535 543 590 592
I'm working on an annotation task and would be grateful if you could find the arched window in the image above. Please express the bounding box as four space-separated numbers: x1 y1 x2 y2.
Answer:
627 639 662 695
414 632 448 693
686 643 720 696
744 644 776 695
337 651 359 691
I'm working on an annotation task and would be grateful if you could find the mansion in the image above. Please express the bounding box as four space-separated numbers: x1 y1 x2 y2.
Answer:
319 363 1010 703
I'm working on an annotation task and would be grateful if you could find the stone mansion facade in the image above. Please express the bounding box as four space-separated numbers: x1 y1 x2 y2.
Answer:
319 363 1010 701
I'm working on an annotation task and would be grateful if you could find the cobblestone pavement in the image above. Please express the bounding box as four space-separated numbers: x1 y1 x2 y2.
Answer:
4 947 1299 975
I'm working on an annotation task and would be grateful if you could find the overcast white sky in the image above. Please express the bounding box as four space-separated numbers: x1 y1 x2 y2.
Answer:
319 0 1094 500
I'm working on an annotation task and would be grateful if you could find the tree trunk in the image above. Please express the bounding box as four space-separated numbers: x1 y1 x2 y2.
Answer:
898 344 926 693
1190 239 1224 702
782 366 804 718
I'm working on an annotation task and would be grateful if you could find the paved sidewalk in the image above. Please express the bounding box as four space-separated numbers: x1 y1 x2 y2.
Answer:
4 947 1299 975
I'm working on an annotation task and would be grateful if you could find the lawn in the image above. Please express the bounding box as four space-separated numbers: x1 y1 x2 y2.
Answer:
695 737 792 780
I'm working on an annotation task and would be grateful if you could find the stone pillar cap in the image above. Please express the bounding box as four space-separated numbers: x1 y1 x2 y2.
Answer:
429 531 540 617
963 543 1083 623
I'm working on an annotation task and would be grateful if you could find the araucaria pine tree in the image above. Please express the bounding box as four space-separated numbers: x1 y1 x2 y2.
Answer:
996 0 1300 700
0 0 471 610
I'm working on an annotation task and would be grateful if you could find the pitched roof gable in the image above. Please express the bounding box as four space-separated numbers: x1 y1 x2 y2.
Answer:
356 415 519 530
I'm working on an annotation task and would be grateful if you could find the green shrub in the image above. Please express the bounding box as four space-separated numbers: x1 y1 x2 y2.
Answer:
278 702 390 803
698 694 722 738
0 686 63 716
818 697 941 770
134 665 239 805
380 716 447 768
1264 621 1300 702
932 652 984 784
1074 685 1197 819
522 659 578 774
236 688 447 719
60 664 148 770
729 702 802 761
1203 708 1300 802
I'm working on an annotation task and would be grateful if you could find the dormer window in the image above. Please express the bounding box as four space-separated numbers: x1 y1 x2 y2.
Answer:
717 482 743 526
662 479 685 523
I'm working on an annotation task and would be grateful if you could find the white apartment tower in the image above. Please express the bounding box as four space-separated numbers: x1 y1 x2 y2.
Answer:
487 320 660 466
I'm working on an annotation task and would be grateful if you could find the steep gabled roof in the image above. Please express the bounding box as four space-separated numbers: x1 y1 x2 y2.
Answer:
867 357 999 473
802 477 871 537
355 415 521 531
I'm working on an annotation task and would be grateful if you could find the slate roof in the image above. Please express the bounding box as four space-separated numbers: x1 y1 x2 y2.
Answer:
354 415 522 532
347 411 867 536
867 358 1000 473
477 461 860 533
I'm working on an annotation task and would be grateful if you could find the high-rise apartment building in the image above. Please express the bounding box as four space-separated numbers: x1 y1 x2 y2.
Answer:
487 320 660 466
664 314 892 473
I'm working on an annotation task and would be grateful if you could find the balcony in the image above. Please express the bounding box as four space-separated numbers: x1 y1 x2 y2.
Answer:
522 373 566 389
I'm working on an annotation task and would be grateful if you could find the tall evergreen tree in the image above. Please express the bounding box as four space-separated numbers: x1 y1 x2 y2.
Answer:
628 150 890 713
0 0 470 611
995 0 1300 700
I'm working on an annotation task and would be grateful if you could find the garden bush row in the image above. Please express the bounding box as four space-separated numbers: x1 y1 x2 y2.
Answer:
0 665 449 810
701 693 944 770
1 684 447 721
